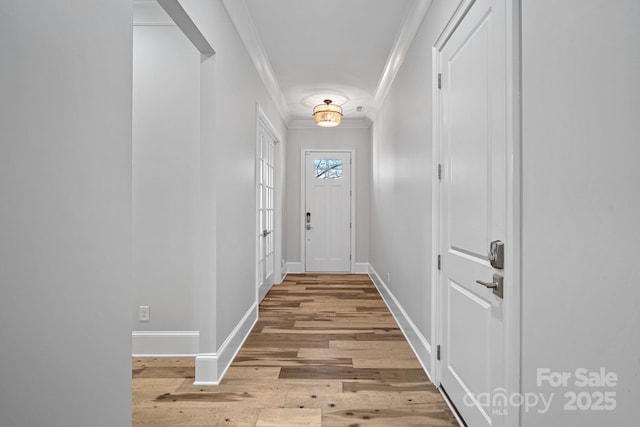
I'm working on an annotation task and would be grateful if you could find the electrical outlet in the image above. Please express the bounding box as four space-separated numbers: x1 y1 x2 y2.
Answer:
387 272 391 284
139 305 150 321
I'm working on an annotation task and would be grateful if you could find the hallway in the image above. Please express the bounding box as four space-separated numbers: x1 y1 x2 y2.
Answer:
133 274 458 426
3 1 639 426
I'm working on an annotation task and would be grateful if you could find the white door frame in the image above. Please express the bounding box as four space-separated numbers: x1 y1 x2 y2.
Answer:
300 148 356 273
430 0 521 425
255 103 283 301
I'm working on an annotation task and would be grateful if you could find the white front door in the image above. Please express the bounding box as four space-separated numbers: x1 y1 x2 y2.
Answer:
257 124 275 292
438 0 507 425
305 151 351 272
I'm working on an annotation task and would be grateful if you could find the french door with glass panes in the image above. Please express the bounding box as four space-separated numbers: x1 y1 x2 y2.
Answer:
257 125 275 291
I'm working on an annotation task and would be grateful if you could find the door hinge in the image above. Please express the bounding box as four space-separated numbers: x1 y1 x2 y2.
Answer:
437 345 441 360
437 254 441 270
437 73 442 90
350 254 352 260
438 163 442 181
350 190 352 196
350 222 352 229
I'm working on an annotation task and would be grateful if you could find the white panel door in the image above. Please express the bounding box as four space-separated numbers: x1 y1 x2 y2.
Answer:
305 152 351 272
257 125 275 290
439 0 507 426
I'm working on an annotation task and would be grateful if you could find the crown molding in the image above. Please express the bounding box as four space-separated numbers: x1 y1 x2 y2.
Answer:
222 0 431 128
288 119 372 130
366 0 433 122
221 0 291 125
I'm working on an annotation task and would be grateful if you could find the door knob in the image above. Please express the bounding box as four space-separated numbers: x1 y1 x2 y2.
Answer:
476 279 498 289
475 273 504 298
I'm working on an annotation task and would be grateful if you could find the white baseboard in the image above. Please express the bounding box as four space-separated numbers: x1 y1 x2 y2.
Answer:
354 262 369 273
258 280 273 302
131 331 199 356
286 262 303 273
194 302 258 385
368 264 433 381
285 261 370 274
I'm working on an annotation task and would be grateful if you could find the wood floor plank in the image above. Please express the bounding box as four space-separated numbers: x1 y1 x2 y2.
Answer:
235 348 300 358
255 408 322 427
133 366 195 379
342 380 436 393
285 390 451 409
293 320 398 329
297 347 417 360
329 340 413 350
233 357 353 367
177 379 343 394
149 390 287 409
132 273 458 426
279 366 384 380
352 357 423 369
133 357 195 369
223 367 282 380
262 327 378 335
132 407 260 427
322 408 458 426
132 378 186 407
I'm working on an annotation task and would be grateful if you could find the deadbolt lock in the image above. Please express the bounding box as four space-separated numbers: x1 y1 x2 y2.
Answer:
489 240 504 269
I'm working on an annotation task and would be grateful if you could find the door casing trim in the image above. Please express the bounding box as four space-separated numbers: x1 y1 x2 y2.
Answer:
300 148 356 273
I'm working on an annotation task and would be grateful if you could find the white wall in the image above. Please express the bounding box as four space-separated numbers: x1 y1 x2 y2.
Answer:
285 127 370 267
370 0 458 367
182 0 287 337
130 0 288 371
161 0 288 381
372 1 640 424
520 1 640 425
133 12 201 332
0 1 132 426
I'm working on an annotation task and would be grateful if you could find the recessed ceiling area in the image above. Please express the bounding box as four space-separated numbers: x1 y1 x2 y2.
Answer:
229 0 431 126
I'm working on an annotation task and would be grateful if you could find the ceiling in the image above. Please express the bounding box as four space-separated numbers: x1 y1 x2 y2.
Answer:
224 0 432 127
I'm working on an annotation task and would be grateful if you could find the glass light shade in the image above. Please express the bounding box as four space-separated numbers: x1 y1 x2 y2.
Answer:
313 100 342 127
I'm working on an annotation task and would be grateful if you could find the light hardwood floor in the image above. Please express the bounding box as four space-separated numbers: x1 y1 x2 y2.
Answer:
133 274 459 426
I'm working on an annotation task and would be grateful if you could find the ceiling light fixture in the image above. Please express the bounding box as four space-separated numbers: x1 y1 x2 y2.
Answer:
313 99 342 127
